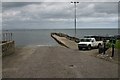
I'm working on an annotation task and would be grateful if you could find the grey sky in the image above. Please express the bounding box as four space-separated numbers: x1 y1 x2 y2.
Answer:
2 1 118 29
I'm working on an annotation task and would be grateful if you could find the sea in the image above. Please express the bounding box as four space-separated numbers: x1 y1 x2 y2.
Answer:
2 29 118 47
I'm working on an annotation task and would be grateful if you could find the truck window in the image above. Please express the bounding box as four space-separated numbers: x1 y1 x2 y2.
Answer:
80 39 91 42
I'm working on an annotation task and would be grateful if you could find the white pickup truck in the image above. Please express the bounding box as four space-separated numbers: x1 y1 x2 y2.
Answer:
78 38 103 50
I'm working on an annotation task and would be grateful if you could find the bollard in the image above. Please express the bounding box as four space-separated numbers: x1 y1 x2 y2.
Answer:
11 33 12 41
6 33 9 41
103 39 106 55
111 44 115 57
5 33 7 41
8 33 10 41
98 45 103 54
2 32 13 42
3 33 5 41
111 39 116 57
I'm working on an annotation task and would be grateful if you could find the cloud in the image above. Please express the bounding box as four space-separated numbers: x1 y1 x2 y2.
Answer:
2 2 118 29
94 2 118 14
2 0 120 2
3 10 21 17
78 17 117 23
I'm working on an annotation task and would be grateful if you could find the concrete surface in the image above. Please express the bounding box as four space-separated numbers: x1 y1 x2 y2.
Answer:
51 34 119 64
52 35 78 49
2 46 118 78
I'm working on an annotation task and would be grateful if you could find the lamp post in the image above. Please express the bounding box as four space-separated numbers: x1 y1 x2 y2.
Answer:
71 1 79 37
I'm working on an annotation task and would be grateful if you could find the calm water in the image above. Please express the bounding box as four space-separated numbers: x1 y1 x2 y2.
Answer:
3 29 118 47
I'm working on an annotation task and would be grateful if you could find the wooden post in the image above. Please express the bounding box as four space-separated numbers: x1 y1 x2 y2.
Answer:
6 33 8 41
9 33 11 41
5 33 7 41
2 32 13 42
11 33 12 41
3 33 5 41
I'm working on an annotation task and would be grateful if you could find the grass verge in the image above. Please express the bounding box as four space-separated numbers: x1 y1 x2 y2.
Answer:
115 40 120 49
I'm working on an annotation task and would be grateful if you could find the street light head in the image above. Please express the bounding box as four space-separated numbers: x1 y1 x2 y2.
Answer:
71 1 79 4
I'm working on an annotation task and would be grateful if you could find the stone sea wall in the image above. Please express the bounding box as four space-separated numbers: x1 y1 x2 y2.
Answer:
1 41 15 57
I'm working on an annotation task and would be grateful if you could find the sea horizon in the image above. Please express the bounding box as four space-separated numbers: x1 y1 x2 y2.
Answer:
2 28 119 31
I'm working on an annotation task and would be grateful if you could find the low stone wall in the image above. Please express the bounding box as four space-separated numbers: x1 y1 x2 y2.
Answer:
1 41 15 57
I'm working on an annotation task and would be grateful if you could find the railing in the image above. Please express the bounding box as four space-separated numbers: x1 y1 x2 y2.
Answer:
2 32 13 42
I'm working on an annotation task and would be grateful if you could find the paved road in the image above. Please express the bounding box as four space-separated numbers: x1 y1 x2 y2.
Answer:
3 46 118 78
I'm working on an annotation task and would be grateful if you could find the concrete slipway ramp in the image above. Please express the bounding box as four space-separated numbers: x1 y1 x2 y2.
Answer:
3 45 118 78
51 33 78 49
